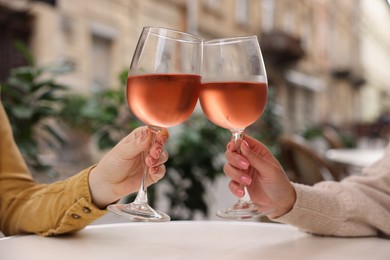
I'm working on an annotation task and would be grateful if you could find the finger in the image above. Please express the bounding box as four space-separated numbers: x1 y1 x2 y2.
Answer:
229 180 245 198
225 148 249 170
157 150 169 164
242 135 274 159
149 128 169 159
223 163 252 186
226 141 236 152
155 128 169 145
240 139 283 175
146 150 169 167
147 164 166 184
149 142 163 159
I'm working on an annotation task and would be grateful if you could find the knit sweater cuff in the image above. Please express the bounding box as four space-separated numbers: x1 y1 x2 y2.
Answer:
271 183 345 235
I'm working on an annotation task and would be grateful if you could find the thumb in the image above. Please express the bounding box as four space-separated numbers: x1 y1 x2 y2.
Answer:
240 138 279 175
115 126 152 159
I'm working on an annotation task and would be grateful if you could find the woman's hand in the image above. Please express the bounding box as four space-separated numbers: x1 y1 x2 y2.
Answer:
88 126 169 209
224 135 296 218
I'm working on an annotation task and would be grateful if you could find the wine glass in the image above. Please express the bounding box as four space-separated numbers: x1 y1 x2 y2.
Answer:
199 36 272 219
108 27 202 222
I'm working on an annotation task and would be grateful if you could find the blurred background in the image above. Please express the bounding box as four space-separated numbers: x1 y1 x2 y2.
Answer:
1 0 390 221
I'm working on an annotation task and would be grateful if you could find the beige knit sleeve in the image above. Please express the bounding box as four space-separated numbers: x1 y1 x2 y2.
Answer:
271 145 390 237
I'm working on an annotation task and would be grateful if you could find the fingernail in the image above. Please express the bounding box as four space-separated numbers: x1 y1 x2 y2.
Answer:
152 166 159 174
240 175 252 185
237 159 249 170
155 148 162 158
241 140 250 151
237 189 245 197
159 135 167 144
226 142 231 150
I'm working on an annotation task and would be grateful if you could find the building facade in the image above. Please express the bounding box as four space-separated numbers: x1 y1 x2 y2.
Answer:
1 0 389 133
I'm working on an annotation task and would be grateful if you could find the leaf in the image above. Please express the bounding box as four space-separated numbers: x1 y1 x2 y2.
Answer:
97 131 116 150
45 81 69 91
12 106 33 119
11 66 41 82
31 106 56 120
6 77 30 94
34 89 58 102
43 60 74 75
118 69 128 86
13 40 35 66
31 80 54 92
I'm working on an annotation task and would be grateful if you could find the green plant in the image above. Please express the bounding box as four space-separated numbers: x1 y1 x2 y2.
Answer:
59 94 91 132
302 126 323 140
60 70 140 148
163 114 229 219
1 42 71 175
82 89 142 149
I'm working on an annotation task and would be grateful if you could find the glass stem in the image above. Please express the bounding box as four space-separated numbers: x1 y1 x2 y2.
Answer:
232 129 251 204
232 130 244 153
133 126 160 205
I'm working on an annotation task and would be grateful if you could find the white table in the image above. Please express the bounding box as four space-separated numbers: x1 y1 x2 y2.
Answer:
326 148 385 168
1 221 389 260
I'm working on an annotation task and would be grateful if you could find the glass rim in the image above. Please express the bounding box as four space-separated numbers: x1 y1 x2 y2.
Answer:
204 35 258 45
143 26 203 43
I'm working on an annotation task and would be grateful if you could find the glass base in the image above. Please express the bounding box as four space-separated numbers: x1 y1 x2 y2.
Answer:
108 203 170 222
216 201 273 220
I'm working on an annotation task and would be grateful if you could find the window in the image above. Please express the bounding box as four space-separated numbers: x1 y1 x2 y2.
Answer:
31 0 57 6
262 0 275 32
204 0 221 10
91 35 112 92
89 23 117 92
0 7 31 81
235 0 249 25
283 1 295 33
301 12 312 51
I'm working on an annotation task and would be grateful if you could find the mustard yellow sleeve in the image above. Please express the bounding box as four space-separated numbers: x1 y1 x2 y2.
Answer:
0 102 106 236
2 166 107 236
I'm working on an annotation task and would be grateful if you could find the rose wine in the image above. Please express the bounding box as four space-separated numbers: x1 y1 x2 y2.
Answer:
200 81 267 130
127 74 201 128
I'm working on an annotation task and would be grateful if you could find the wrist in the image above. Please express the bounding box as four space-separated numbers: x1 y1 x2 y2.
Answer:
268 184 297 218
88 167 119 209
